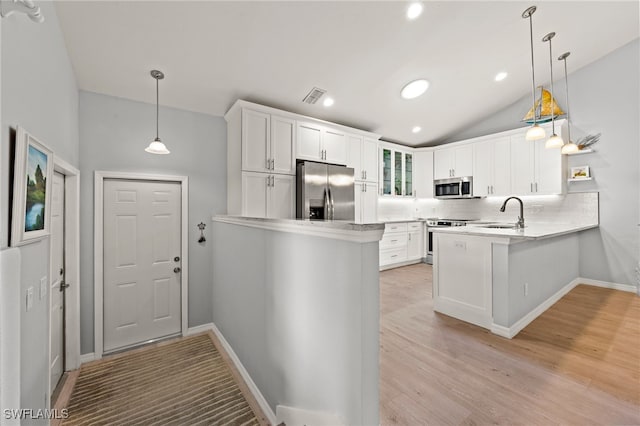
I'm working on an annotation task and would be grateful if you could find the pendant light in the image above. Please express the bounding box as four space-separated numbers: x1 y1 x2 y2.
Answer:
522 6 545 141
145 70 170 155
542 32 563 149
558 52 579 154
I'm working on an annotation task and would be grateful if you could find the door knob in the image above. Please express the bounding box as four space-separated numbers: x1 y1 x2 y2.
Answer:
174 267 181 273
174 256 180 262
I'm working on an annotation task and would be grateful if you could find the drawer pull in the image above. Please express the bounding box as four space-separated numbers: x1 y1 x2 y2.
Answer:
391 239 398 242
391 255 398 258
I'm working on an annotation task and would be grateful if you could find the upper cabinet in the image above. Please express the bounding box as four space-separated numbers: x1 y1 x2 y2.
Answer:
473 136 511 197
511 134 565 195
433 144 473 179
347 136 378 182
380 145 414 197
296 121 347 165
414 151 434 199
241 110 295 175
226 100 381 218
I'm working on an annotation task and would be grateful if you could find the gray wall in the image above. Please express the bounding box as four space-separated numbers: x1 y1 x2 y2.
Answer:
445 38 640 286
1 1 79 413
212 221 380 425
79 91 226 354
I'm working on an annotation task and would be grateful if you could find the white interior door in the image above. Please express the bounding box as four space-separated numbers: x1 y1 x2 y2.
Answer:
103 179 182 353
50 172 65 393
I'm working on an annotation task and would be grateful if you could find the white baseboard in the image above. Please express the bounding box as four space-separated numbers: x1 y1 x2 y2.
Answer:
276 405 345 426
578 278 637 293
80 352 98 364
491 276 638 339
491 279 580 339
209 323 277 426
186 323 215 336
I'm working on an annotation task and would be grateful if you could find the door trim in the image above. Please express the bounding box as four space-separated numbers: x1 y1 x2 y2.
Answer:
94 171 189 358
48 156 80 401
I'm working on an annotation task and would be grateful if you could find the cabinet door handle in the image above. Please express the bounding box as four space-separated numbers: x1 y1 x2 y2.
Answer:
408 234 411 241
535 182 538 193
364 170 367 180
530 183 533 193
266 158 270 170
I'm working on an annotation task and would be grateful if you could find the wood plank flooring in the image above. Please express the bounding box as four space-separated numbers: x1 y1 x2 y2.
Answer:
380 263 640 425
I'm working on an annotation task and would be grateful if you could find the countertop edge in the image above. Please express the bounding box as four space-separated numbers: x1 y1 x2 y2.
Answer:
431 223 598 240
211 215 385 243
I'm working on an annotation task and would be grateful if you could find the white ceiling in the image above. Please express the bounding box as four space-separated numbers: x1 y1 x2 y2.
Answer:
54 1 639 146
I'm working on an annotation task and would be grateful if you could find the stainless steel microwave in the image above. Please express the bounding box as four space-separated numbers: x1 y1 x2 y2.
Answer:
434 176 476 199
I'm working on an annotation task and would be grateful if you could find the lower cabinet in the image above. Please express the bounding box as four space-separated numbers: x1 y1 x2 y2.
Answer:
241 172 295 219
380 221 424 269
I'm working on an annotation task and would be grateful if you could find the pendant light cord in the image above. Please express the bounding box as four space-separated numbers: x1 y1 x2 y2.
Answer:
156 76 159 140
548 37 556 134
562 57 571 142
528 14 537 125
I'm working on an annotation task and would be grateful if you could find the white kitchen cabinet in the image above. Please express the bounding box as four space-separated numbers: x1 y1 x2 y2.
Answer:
433 233 493 328
242 172 295 219
407 222 423 261
270 115 296 175
380 145 413 196
434 144 473 179
349 136 378 182
380 221 425 269
241 110 295 175
414 151 434 198
296 121 347 165
510 134 564 195
354 182 378 224
473 136 511 197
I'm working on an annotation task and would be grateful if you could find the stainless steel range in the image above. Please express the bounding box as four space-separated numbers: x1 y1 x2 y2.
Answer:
425 218 473 264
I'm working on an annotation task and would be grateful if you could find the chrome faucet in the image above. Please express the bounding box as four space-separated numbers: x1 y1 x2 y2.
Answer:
500 197 525 229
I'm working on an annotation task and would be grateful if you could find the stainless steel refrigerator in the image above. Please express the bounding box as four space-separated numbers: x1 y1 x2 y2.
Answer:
296 161 355 221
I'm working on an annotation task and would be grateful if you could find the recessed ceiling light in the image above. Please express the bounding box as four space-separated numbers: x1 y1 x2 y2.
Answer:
323 97 334 107
407 2 423 20
412 126 422 133
401 79 429 99
495 71 508 82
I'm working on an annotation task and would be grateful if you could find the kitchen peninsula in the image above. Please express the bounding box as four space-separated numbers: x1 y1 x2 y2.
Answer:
210 215 383 426
432 219 599 339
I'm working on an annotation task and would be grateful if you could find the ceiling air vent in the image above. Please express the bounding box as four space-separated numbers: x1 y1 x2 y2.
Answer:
302 87 326 105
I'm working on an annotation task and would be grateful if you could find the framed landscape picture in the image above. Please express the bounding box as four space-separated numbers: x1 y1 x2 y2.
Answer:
11 126 53 246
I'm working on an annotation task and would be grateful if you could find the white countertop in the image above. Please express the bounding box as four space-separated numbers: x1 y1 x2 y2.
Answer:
212 215 385 243
431 222 598 240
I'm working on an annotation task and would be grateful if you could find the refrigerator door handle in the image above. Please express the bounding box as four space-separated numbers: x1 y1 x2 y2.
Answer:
327 186 335 220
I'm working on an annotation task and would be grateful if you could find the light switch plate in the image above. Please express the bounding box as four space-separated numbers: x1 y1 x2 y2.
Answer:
39 276 47 299
26 287 34 311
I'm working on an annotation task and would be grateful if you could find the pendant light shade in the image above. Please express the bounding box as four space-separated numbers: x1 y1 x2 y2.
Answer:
522 6 545 141
526 124 546 141
542 32 563 149
145 70 170 155
558 51 579 155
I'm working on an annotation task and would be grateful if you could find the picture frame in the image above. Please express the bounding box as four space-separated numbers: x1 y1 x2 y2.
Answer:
570 166 590 179
11 126 54 246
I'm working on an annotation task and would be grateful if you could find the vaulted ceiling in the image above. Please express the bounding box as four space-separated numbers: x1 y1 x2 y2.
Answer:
55 1 639 146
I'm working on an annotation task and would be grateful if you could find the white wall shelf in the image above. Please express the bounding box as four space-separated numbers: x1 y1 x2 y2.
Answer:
568 177 593 182
566 148 595 155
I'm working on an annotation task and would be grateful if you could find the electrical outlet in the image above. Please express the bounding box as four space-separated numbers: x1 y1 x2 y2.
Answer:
454 241 466 250
39 276 47 299
524 283 529 297
26 287 34 311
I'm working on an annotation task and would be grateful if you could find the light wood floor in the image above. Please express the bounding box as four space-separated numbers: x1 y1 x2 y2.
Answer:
380 263 640 425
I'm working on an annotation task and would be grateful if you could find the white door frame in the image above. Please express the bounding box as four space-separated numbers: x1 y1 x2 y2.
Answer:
94 171 189 358
48 156 80 399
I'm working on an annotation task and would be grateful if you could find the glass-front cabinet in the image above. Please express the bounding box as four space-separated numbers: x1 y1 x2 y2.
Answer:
382 148 392 195
380 146 414 197
405 153 413 196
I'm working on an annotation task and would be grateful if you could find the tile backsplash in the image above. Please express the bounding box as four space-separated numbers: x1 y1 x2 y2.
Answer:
378 192 599 226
